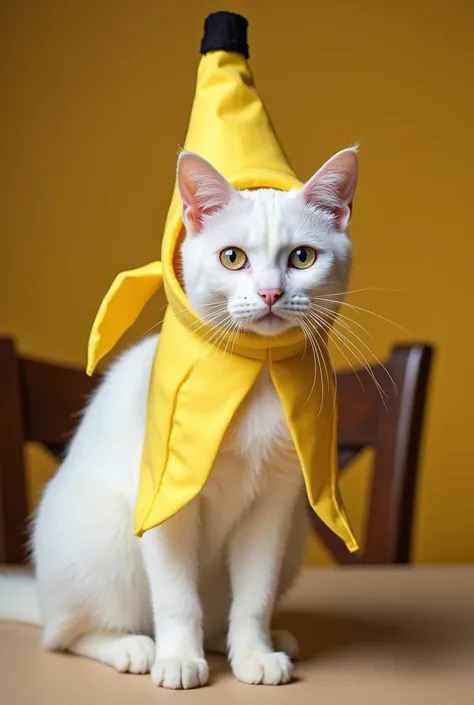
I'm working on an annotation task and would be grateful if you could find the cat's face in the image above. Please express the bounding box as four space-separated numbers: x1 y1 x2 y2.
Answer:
178 149 358 338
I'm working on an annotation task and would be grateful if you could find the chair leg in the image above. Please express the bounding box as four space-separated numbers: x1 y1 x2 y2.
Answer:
0 338 29 563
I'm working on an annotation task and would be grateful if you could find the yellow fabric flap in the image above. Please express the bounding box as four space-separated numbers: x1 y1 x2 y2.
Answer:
87 261 163 375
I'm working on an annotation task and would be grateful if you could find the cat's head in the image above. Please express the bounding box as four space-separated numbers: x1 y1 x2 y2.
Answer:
177 148 358 337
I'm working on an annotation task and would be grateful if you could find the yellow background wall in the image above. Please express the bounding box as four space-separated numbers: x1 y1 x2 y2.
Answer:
1 1 473 563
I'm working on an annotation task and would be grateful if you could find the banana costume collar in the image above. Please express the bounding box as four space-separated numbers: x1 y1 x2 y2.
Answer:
86 12 358 553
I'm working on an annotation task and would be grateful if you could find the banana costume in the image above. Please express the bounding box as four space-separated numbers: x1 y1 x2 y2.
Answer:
87 12 358 552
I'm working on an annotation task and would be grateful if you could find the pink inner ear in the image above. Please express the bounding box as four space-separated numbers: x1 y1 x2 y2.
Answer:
303 149 358 230
183 202 205 234
177 152 235 234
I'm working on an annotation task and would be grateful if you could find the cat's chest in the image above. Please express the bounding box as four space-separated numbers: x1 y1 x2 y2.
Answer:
220 368 294 464
200 369 299 551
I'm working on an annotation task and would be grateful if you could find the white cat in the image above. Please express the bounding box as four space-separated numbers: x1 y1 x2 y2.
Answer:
0 147 358 688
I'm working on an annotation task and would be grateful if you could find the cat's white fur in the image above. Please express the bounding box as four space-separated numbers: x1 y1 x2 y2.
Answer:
0 148 358 688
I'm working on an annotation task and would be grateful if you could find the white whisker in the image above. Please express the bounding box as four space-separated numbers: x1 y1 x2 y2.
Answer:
307 309 391 407
220 320 241 376
141 301 228 338
312 286 406 297
309 312 364 390
302 317 337 413
299 318 322 413
308 320 331 403
201 314 234 350
311 296 409 334
188 307 229 337
312 303 375 342
324 310 398 398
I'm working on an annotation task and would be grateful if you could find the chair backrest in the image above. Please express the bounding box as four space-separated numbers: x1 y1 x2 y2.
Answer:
0 337 433 565
311 343 434 564
0 338 97 563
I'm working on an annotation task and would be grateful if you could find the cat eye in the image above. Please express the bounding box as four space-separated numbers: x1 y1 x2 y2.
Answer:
288 246 317 270
219 247 248 271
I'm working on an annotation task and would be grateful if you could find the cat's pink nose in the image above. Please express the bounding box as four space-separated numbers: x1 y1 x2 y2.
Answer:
258 288 284 308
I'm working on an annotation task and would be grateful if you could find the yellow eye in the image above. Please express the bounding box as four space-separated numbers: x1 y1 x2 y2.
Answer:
289 246 317 270
219 247 248 271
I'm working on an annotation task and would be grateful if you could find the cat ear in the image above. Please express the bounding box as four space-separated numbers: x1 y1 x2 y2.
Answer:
302 147 359 231
177 152 237 234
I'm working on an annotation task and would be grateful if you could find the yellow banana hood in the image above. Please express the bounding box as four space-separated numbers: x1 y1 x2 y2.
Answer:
87 12 358 552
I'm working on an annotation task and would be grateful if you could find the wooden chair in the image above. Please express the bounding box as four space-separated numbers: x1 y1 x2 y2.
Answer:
0 337 433 565
310 343 434 564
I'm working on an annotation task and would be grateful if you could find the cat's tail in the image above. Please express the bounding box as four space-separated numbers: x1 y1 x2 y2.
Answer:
0 573 41 626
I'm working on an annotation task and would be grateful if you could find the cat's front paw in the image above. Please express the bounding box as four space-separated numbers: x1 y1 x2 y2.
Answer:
231 650 293 685
151 657 209 689
108 635 156 674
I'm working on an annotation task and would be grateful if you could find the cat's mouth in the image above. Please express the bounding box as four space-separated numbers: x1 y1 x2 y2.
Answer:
240 310 297 336
251 310 294 334
259 311 282 322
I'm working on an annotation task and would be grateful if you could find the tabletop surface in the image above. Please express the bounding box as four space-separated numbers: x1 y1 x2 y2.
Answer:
1 565 474 705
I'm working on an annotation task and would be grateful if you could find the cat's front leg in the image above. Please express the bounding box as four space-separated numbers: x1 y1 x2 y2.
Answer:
227 473 303 685
140 501 208 689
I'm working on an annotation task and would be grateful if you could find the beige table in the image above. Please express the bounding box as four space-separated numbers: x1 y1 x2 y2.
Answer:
1 566 473 705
